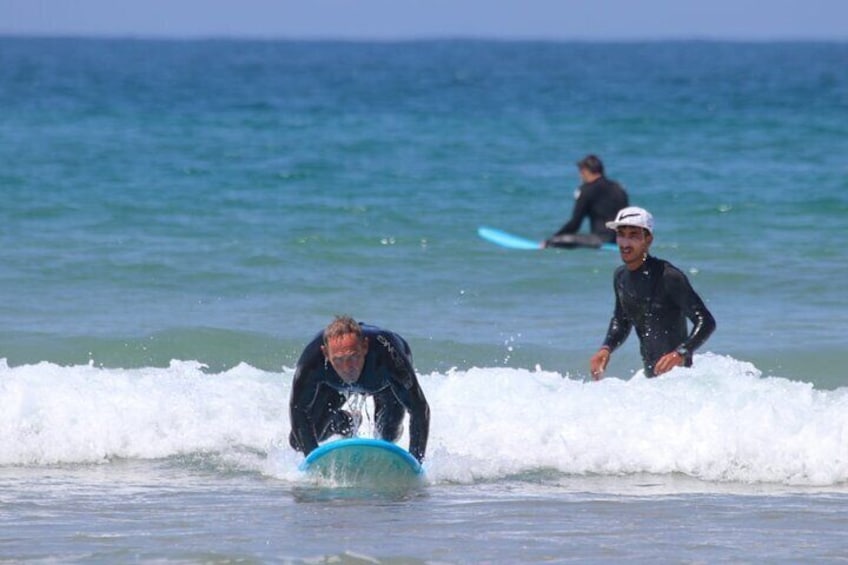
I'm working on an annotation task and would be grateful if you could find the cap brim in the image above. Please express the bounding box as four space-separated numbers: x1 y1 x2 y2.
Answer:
606 221 651 233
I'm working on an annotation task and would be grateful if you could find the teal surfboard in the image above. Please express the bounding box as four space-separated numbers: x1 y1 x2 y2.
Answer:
478 226 618 252
477 226 541 250
300 438 423 488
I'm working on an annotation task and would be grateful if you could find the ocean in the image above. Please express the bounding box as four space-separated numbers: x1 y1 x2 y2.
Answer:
1 37 847 563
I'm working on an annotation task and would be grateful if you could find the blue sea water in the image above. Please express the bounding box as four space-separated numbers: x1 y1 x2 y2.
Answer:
1 37 848 562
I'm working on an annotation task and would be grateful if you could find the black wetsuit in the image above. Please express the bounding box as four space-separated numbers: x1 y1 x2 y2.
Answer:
288 324 430 462
548 177 629 247
602 255 716 377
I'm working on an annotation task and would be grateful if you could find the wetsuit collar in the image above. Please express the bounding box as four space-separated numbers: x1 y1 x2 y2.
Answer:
624 253 650 272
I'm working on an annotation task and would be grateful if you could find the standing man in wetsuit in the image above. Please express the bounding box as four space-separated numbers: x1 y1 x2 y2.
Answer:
545 154 629 248
589 207 716 379
288 315 430 463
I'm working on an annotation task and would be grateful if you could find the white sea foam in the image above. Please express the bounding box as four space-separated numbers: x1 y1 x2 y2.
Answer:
0 360 286 466
1 355 847 486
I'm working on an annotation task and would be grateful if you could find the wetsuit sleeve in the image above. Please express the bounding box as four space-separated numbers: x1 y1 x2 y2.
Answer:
288 337 324 455
397 378 430 463
551 185 592 237
665 267 717 354
602 274 632 352
378 333 430 462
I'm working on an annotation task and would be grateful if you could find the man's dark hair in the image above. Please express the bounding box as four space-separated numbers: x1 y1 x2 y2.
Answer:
576 154 605 175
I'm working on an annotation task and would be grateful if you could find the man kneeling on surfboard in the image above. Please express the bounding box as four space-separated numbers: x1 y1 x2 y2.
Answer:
289 316 430 463
544 154 629 249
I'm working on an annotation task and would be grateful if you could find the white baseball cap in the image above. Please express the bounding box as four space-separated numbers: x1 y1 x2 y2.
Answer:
605 206 654 234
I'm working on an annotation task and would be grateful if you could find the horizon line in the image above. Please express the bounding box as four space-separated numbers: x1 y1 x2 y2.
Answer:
2 31 847 44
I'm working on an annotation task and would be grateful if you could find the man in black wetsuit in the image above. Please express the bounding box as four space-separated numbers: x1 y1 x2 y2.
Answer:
288 315 430 463
545 154 629 248
589 207 716 379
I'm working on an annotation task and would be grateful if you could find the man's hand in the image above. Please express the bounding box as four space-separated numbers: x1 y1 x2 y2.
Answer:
653 351 684 376
589 348 611 381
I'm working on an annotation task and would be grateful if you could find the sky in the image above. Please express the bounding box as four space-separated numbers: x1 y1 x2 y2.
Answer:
0 0 846 41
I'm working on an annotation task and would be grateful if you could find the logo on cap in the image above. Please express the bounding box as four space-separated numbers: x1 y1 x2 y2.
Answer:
605 206 654 233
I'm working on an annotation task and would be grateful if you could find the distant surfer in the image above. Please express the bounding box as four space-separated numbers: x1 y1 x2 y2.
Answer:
288 316 430 463
589 207 716 379
544 154 629 249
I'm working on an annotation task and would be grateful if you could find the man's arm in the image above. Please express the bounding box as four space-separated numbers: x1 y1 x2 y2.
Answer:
288 339 324 455
590 280 631 379
654 268 717 375
401 380 430 463
668 268 716 355
682 293 716 356
379 332 430 462
550 186 591 239
602 283 632 352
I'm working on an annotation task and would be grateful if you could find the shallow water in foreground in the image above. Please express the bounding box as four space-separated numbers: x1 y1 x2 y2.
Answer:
3 461 847 563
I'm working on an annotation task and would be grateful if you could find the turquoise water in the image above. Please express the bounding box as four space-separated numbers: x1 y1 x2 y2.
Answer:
2 39 847 379
1 38 848 562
